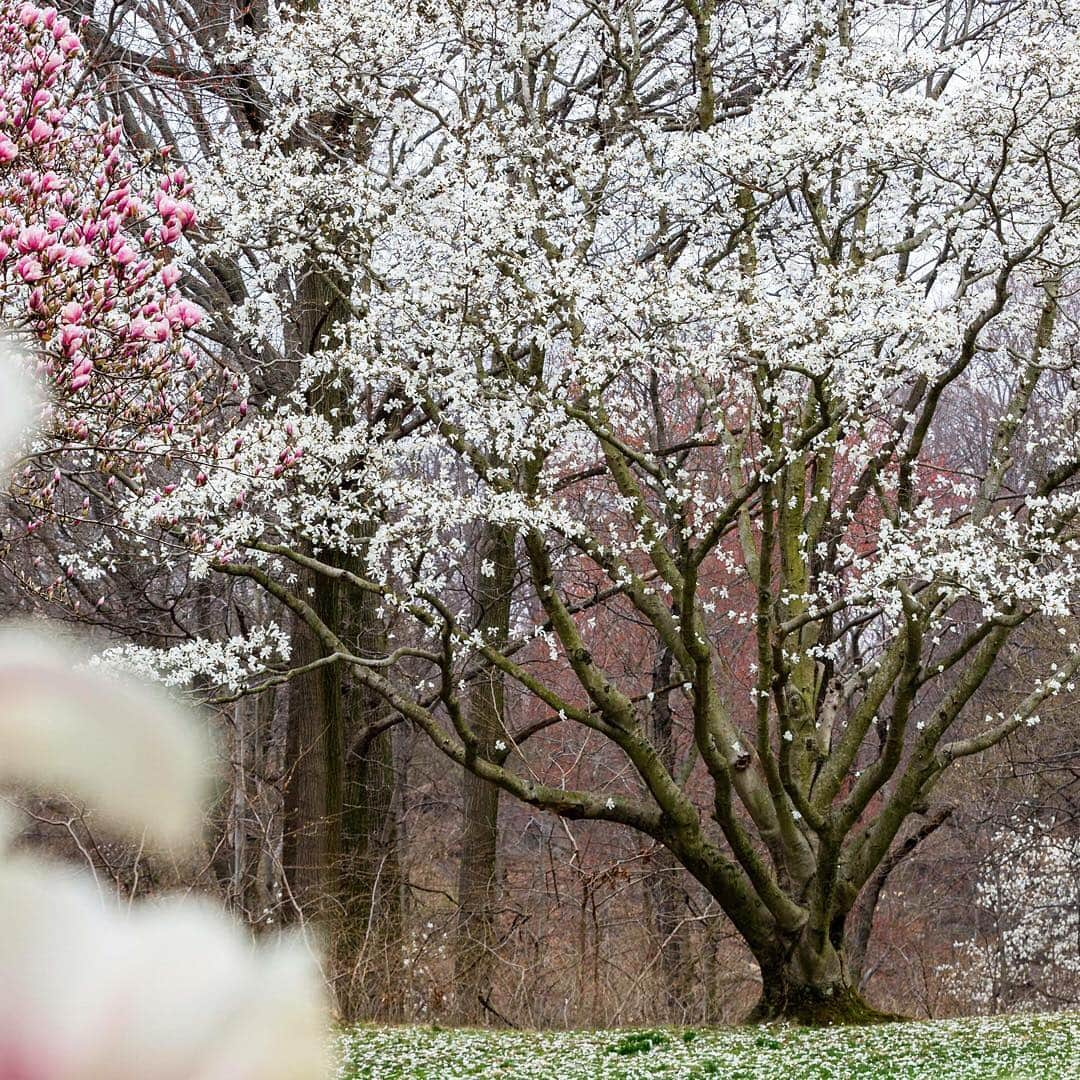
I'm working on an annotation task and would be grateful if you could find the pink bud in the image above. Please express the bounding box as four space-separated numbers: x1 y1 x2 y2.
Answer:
61 325 84 354
173 201 196 228
167 299 202 328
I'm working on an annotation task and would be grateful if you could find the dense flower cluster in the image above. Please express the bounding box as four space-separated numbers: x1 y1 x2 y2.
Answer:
0 2 205 524
335 1014 1080 1079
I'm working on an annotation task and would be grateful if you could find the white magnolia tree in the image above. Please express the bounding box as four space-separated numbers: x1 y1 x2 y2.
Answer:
80 0 1080 1020
944 823 1080 1013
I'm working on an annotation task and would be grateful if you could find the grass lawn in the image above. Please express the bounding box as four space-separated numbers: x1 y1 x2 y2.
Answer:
336 1013 1079 1079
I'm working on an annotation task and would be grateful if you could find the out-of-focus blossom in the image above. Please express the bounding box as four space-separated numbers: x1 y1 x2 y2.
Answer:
0 628 209 847
0 858 327 1080
0 340 37 466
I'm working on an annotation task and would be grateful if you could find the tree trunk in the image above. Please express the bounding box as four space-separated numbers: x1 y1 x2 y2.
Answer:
323 535 404 1021
645 644 694 1017
336 724 403 1019
453 523 515 1024
750 936 895 1024
282 573 344 919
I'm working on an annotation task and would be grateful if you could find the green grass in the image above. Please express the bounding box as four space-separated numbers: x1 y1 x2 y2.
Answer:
336 1012 1079 1078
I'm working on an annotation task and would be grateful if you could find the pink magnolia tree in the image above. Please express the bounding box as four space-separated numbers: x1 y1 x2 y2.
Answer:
0 1 209 534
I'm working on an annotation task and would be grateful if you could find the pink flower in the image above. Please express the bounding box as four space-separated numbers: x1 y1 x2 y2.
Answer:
168 299 202 328
16 225 49 253
15 255 42 281
60 325 84 354
161 263 181 287
0 137 17 162
28 118 53 143
174 200 196 228
65 246 91 267
147 318 170 342
70 355 93 388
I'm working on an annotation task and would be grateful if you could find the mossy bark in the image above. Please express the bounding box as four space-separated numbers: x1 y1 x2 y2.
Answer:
749 946 899 1025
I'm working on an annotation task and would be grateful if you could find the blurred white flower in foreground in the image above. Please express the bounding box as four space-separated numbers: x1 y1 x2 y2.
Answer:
0 859 327 1080
0 349 328 1078
0 628 209 847
0 337 37 468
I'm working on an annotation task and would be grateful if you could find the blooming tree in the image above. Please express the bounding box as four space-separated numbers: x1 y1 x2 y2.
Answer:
0 0 210 559
71 0 1080 1021
943 822 1080 1013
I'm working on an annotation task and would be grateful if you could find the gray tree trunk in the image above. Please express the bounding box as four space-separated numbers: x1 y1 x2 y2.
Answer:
453 524 515 1023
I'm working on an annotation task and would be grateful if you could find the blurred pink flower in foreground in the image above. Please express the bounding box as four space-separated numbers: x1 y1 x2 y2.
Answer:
0 350 328 1079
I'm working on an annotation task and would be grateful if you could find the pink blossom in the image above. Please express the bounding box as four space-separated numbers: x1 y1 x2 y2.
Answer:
167 299 202 329
16 225 49 253
28 118 52 143
174 200 196 228
59 325 83 354
15 255 41 281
